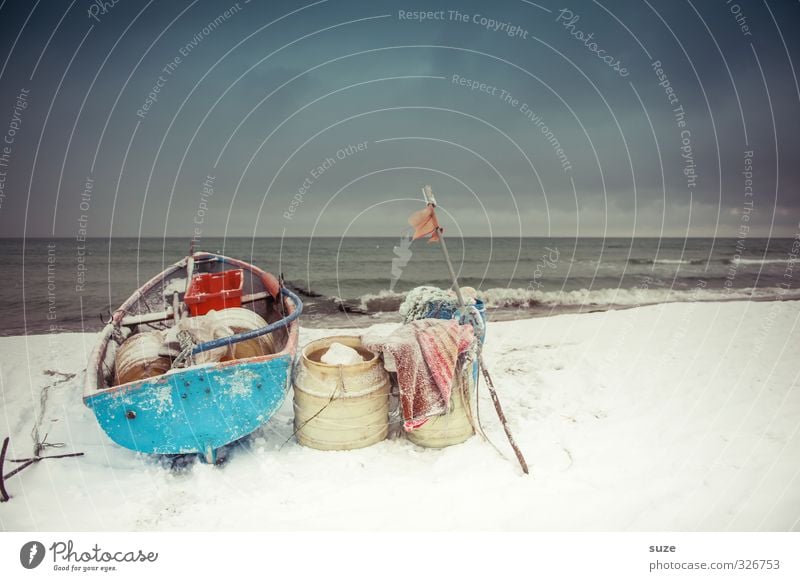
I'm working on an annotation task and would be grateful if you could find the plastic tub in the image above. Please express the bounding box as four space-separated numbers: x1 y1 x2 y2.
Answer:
293 336 390 450
184 269 244 315
406 366 475 448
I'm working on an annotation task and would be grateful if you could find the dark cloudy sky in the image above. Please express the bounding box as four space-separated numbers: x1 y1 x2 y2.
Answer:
0 0 798 238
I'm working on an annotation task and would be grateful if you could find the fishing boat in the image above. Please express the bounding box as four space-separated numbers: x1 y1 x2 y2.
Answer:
83 251 302 463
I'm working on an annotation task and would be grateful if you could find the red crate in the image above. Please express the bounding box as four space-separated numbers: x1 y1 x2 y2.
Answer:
184 269 244 315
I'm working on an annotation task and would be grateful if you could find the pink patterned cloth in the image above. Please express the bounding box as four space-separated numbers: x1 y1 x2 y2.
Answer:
364 319 474 430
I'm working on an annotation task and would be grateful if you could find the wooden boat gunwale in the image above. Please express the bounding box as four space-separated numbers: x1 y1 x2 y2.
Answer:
84 252 300 399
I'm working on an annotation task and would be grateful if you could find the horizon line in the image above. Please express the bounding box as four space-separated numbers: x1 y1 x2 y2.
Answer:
1 235 796 240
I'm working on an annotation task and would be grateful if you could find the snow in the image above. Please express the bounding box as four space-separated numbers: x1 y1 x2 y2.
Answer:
214 367 260 399
1 300 799 531
152 386 174 416
398 286 456 321
320 342 364 365
161 277 187 297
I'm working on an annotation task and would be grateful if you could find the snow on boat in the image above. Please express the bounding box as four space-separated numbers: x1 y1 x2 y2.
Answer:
83 251 302 463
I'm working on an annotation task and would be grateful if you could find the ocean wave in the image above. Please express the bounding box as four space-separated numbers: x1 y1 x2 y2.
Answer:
724 258 796 265
480 286 800 308
359 290 406 312
357 286 800 313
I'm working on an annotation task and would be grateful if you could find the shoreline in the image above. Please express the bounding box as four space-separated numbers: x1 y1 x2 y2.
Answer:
4 295 800 336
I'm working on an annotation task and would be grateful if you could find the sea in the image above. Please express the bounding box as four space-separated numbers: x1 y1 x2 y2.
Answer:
1 236 798 336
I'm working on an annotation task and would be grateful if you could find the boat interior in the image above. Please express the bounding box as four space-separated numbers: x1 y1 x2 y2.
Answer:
90 254 292 393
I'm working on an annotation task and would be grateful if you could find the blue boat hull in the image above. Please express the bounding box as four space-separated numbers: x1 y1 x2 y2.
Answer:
85 355 292 457
84 252 302 462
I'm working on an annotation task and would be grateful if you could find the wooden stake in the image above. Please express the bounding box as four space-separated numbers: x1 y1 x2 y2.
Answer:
477 353 529 474
0 436 84 502
0 437 9 502
421 186 530 475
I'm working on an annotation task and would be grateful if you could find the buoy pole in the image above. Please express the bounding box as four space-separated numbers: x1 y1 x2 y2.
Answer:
421 186 529 475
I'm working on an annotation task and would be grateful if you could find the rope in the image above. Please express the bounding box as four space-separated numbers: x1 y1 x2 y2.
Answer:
171 330 196 369
31 371 75 456
471 348 507 460
1 436 84 503
279 365 346 449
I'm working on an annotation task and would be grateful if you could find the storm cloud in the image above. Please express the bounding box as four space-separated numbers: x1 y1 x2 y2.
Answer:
0 0 798 239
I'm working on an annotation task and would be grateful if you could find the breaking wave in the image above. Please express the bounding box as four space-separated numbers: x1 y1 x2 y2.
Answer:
359 290 406 312
724 258 796 265
357 286 800 313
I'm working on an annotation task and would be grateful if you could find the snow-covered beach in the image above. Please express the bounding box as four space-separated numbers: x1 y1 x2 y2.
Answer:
1 300 798 531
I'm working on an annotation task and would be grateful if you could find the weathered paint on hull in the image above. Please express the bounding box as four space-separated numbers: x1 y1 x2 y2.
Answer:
84 355 292 456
